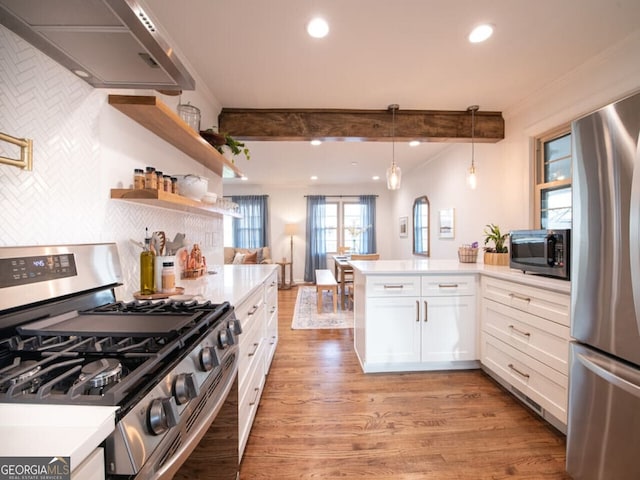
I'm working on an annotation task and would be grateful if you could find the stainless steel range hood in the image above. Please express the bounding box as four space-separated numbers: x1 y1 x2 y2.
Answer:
0 0 195 91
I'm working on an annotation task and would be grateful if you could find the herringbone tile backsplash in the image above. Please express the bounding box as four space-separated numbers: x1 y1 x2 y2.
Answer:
0 26 223 299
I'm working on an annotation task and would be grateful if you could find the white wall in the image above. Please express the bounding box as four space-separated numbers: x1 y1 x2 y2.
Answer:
392 30 640 261
0 25 227 299
224 183 395 283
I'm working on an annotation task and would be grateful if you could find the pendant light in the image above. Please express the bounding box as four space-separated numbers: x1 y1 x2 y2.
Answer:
386 104 401 190
467 105 479 189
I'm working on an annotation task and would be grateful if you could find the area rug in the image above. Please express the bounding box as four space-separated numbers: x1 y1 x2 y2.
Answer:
291 286 353 330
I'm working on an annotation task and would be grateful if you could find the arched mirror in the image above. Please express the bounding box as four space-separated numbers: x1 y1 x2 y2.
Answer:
413 196 430 256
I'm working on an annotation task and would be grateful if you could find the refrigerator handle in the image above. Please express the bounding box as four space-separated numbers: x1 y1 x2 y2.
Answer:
577 350 640 399
630 136 640 334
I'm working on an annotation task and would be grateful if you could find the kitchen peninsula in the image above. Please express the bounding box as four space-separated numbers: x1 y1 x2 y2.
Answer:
351 259 571 432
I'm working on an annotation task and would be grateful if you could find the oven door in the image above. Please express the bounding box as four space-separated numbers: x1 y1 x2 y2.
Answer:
126 353 239 480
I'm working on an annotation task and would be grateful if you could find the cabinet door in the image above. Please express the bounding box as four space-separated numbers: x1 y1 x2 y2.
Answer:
422 295 477 362
366 296 421 364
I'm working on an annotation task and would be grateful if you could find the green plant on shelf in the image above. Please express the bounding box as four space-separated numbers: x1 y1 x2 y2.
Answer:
201 128 250 162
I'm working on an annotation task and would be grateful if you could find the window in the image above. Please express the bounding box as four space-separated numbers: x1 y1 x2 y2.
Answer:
223 195 269 248
534 126 572 229
323 200 372 253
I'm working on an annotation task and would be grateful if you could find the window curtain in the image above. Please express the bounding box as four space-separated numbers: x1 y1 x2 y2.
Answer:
414 201 423 253
304 195 327 282
231 195 270 248
359 195 377 254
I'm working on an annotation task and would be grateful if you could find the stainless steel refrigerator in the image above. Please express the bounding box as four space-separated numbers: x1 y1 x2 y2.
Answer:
567 90 640 479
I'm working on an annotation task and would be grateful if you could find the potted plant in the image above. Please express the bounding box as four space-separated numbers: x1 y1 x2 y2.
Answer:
483 223 510 266
200 128 251 162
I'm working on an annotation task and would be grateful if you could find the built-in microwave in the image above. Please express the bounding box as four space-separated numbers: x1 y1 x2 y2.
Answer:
509 229 570 280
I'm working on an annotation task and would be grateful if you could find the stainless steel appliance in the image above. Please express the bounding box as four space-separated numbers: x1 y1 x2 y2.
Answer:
567 91 640 479
0 243 240 479
0 0 195 90
509 228 570 279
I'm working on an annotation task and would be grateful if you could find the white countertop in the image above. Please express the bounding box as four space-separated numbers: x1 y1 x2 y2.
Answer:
0 265 276 470
349 259 571 294
174 263 278 305
0 404 117 469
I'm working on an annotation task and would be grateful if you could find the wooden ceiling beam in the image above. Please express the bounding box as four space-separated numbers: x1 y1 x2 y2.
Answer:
218 107 504 142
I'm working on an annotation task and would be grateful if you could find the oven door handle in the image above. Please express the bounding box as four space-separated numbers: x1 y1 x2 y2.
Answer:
141 356 239 480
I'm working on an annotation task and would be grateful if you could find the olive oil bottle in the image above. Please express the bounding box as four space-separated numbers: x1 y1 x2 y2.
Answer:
140 236 155 294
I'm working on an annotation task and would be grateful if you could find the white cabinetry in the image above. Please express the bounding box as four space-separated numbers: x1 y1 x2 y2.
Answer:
354 273 478 372
236 268 278 460
480 276 570 432
264 270 278 372
71 448 104 480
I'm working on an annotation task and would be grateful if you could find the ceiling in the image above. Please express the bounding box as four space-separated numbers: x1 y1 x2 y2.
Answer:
146 0 640 186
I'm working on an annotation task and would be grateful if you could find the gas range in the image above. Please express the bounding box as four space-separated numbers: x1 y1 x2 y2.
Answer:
0 244 241 479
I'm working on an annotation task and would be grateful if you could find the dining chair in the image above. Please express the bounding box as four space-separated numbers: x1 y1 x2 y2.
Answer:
344 253 379 309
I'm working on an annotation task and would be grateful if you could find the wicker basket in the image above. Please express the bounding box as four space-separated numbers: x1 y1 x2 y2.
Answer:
458 247 479 263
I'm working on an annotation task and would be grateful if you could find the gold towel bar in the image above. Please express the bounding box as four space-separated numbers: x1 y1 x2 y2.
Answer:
0 131 33 171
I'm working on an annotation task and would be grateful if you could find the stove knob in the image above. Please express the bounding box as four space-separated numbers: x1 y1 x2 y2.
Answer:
218 329 232 349
147 397 179 436
199 346 219 371
173 373 200 405
228 318 243 335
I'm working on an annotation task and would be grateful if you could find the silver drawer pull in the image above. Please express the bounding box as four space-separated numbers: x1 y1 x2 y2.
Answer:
384 284 404 289
249 387 260 406
508 324 531 337
438 283 459 288
248 304 260 315
508 363 530 379
247 342 259 357
509 293 531 303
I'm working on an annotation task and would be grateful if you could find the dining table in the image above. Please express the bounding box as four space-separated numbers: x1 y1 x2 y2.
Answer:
332 255 353 310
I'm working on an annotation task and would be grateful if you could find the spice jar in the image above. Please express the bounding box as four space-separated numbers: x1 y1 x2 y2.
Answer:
171 177 179 194
163 175 172 192
134 168 145 189
156 171 164 190
161 261 176 293
145 166 157 189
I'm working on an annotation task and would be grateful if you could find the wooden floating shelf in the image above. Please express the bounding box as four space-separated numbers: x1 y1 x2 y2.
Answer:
110 189 241 218
108 94 243 179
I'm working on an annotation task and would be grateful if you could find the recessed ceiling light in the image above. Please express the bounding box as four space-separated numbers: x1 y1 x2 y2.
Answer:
409 140 420 147
351 162 358 166
469 24 494 43
310 139 322 146
307 17 329 38
310 175 318 180
372 175 380 181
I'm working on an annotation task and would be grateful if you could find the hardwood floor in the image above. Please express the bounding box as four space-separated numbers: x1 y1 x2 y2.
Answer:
239 286 570 479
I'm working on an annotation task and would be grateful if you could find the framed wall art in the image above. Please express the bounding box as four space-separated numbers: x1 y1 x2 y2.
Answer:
439 208 455 239
399 216 408 237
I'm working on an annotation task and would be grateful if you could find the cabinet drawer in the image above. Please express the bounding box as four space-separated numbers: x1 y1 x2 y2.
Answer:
422 274 476 296
482 299 569 374
366 275 421 297
481 333 567 424
239 305 265 393
482 276 570 326
239 350 266 459
235 285 265 323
